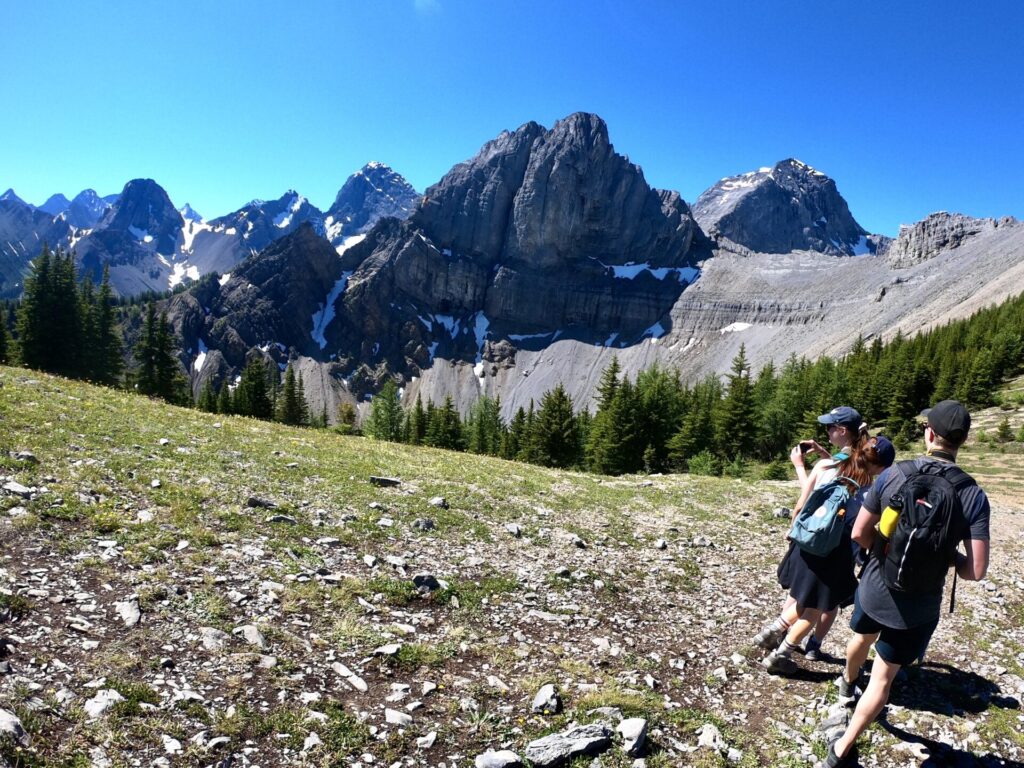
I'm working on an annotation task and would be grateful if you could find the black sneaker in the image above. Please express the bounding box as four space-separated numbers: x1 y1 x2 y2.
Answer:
836 675 861 705
753 624 786 651
804 635 823 661
763 651 799 675
824 736 857 767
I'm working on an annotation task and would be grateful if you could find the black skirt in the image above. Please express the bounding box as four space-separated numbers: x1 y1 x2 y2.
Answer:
779 538 858 612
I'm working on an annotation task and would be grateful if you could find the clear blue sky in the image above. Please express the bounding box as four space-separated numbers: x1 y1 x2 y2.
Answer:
3 1 1022 235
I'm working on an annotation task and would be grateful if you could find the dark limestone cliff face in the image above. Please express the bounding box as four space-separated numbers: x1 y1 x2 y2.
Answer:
333 113 705 363
887 212 1015 268
694 159 875 256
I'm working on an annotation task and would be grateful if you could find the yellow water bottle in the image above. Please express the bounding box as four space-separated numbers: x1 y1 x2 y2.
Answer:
878 493 904 538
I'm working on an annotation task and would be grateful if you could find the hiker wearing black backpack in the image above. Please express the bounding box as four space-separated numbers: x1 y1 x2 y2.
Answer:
757 409 895 675
825 400 990 768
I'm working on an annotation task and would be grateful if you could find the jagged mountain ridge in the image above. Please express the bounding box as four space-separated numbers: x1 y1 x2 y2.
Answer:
0 165 418 298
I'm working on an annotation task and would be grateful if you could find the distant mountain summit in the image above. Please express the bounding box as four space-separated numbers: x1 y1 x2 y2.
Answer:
325 162 419 250
694 159 886 256
39 194 71 216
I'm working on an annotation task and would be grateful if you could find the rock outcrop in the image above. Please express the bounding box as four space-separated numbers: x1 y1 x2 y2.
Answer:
693 159 879 256
886 212 1015 268
0 197 71 298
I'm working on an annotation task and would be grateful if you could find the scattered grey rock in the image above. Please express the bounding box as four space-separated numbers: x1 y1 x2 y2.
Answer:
84 689 124 719
199 627 230 650
2 481 32 498
428 496 448 509
265 514 297 524
617 718 648 757
233 624 266 649
525 723 613 768
413 518 435 531
413 573 443 593
654 539 668 550
697 723 725 751
374 643 402 657
475 750 523 768
246 496 277 509
531 683 561 714
505 523 523 538
417 731 438 749
0 708 30 746
385 708 413 726
369 476 402 487
114 598 141 627
12 451 38 463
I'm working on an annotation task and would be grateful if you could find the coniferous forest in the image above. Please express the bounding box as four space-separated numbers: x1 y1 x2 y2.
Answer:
3 245 1024 476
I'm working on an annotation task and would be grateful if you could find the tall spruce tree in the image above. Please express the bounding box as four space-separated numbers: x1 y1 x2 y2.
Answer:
365 379 404 441
277 364 309 426
91 265 123 384
216 381 233 414
197 380 218 412
17 245 84 376
425 395 463 449
0 314 8 364
531 384 579 468
716 345 756 459
134 303 160 396
466 395 504 455
234 357 274 418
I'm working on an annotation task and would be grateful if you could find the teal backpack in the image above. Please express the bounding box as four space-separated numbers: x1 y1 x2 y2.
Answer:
790 474 861 556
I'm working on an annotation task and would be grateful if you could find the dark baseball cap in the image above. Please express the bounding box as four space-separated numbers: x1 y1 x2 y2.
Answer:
921 400 971 444
872 435 896 468
817 406 862 428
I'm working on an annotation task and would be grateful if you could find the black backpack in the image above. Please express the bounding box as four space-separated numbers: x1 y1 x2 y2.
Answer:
880 459 974 595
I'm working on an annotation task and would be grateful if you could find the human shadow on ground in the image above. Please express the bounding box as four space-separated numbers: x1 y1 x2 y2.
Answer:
878 717 1024 768
887 661 1020 716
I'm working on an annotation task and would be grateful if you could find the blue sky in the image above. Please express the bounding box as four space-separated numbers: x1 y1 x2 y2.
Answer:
3 1 1022 235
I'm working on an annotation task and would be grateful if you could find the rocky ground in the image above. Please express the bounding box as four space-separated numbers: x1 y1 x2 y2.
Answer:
1 367 1022 767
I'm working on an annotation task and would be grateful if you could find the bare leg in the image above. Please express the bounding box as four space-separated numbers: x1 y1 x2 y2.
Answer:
815 608 837 640
785 607 821 647
844 631 877 685
833 653 900 758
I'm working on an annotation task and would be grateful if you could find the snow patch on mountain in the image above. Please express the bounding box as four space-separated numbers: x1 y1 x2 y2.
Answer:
311 271 354 349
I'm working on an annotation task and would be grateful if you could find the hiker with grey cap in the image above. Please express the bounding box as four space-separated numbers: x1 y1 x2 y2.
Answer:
825 400 990 768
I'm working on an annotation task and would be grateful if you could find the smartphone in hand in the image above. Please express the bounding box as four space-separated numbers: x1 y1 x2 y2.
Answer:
799 440 815 454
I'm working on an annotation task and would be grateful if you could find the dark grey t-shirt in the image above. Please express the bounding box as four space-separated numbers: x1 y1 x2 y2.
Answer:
858 457 990 629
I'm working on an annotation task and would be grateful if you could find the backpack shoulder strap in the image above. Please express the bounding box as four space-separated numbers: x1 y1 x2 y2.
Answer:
935 461 977 491
896 459 919 479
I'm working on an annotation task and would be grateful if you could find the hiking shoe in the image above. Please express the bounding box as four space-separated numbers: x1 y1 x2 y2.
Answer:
824 736 857 767
804 635 823 661
836 676 861 706
753 624 786 651
763 651 799 676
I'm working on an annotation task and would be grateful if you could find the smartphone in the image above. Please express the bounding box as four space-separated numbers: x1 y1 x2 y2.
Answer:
799 440 814 454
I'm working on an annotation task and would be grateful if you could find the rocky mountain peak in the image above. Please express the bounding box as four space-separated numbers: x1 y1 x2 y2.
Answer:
1 189 27 206
99 179 183 255
887 211 1012 268
693 158 874 256
179 203 203 223
325 163 419 248
39 194 72 216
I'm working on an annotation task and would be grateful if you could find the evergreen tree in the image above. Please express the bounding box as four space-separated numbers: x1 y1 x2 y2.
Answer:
277 365 309 425
531 384 579 468
216 381 233 414
134 303 159 396
90 265 123 384
715 345 755 458
406 394 428 445
154 311 186 403
197 380 218 412
0 315 8 364
502 406 528 459
234 357 274 418
365 379 404 441
17 245 84 376
466 395 504 455
425 395 463 449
